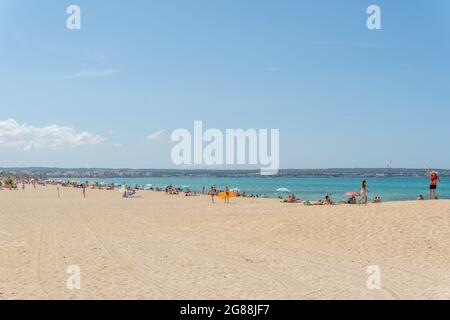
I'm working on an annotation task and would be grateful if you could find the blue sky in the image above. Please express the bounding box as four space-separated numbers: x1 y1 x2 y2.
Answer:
0 0 449 169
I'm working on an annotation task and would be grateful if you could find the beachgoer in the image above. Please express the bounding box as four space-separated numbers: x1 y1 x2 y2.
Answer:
208 186 216 203
82 184 86 198
359 180 369 205
281 194 299 203
428 170 441 200
324 194 334 205
417 194 425 201
225 186 230 203
349 195 356 204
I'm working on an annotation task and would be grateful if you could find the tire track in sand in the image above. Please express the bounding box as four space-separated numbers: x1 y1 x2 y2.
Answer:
76 210 188 299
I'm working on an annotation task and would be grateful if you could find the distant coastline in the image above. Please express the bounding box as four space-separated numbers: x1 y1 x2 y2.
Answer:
1 167 449 179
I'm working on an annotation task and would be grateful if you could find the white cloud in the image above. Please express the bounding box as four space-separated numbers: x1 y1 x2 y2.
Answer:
147 130 165 141
23 69 120 80
66 69 119 79
313 41 401 48
0 119 104 150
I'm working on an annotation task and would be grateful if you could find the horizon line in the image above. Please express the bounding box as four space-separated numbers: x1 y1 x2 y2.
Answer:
1 167 448 171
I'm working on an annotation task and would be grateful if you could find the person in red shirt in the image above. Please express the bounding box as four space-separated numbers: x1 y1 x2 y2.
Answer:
428 170 441 200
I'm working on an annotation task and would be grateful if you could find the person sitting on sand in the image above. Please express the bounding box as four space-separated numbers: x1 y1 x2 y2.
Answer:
323 194 334 205
185 191 199 196
417 194 425 201
122 190 142 198
372 196 382 203
348 195 357 204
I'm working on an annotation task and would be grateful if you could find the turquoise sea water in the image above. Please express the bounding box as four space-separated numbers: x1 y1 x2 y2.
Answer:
73 177 449 202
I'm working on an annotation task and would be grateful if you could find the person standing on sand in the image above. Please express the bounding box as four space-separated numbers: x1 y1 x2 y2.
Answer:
359 180 369 205
82 184 86 199
427 170 441 200
208 186 216 203
225 186 231 204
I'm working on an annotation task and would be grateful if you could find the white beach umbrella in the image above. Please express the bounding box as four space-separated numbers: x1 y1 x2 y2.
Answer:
276 187 290 193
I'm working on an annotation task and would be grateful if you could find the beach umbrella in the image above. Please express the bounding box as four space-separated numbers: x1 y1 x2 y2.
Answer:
276 187 290 193
181 185 191 191
143 184 153 190
345 191 359 196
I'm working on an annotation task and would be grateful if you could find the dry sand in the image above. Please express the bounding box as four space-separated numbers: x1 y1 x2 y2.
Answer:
1 185 450 300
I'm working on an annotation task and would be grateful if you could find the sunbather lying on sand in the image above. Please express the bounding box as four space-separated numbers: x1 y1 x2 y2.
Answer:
281 194 302 203
338 195 357 205
304 195 335 206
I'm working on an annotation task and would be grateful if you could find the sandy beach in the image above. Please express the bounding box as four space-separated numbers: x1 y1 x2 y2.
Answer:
1 185 450 300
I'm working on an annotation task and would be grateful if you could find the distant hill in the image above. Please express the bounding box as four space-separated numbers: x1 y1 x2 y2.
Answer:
1 167 448 178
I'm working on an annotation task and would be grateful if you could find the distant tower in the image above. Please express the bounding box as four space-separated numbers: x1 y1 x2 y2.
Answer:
385 160 393 176
386 160 393 170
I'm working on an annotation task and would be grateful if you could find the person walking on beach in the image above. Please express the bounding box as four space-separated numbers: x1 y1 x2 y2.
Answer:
225 186 231 204
359 180 369 205
427 170 441 200
208 186 216 203
82 184 86 199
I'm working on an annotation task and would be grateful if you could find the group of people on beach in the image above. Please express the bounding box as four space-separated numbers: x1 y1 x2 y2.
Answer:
415 170 441 201
2 170 443 205
280 171 442 205
281 180 372 206
208 186 232 204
